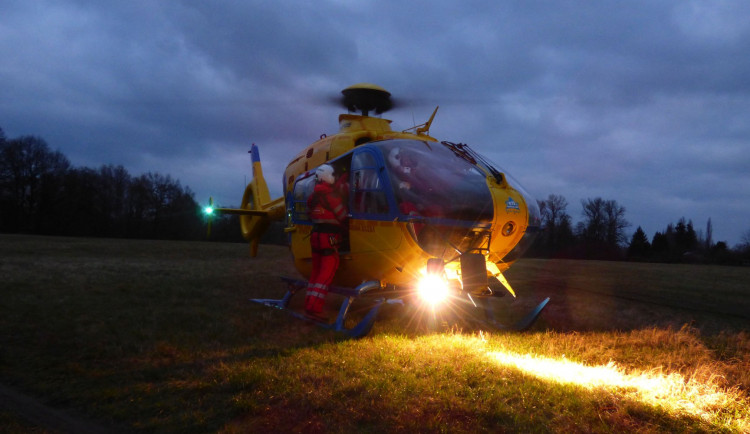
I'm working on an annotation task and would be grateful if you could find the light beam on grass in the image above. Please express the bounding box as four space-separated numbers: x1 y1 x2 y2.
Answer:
486 349 743 426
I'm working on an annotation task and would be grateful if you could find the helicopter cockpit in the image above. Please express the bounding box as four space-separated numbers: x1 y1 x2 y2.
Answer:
379 140 493 224
291 140 494 223
376 139 497 261
291 139 527 262
351 140 492 225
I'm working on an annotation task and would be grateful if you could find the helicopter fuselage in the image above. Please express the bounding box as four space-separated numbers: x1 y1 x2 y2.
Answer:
278 114 539 291
209 83 550 334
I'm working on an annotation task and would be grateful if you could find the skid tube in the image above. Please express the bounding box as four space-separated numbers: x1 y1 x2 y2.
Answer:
467 293 551 331
249 277 401 338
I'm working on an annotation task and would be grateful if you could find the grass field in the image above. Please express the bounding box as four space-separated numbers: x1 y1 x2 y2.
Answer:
1 234 748 432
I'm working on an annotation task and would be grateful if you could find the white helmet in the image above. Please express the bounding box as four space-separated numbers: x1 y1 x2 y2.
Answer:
388 147 401 168
315 164 335 184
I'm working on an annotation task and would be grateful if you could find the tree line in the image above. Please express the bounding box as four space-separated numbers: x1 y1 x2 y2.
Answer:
1 129 208 240
530 194 750 265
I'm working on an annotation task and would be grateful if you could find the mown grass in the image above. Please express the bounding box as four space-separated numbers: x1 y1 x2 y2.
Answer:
0 234 748 432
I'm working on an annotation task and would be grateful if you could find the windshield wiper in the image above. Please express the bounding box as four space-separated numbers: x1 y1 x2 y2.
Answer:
442 141 477 165
441 141 504 184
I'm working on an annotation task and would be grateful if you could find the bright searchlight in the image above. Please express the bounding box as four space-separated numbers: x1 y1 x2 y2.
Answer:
417 273 450 305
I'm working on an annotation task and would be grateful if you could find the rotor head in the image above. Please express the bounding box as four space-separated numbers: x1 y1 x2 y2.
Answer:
340 83 392 116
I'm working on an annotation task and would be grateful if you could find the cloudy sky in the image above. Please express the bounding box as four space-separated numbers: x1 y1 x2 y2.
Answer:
2 0 749 246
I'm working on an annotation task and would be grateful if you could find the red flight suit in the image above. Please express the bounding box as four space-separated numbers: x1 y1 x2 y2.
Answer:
305 181 348 315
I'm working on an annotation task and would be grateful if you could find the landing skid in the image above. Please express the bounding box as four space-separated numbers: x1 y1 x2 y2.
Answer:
470 294 550 331
251 277 549 337
250 277 400 338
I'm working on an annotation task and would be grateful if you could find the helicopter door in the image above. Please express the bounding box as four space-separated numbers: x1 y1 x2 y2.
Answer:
348 148 402 254
350 149 390 217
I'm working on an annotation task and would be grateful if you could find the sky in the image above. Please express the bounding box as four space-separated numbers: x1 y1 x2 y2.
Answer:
2 0 749 246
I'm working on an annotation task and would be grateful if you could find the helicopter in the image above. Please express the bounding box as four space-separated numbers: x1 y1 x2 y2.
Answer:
206 83 549 337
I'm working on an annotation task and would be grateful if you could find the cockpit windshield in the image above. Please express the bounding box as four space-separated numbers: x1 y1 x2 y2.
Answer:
373 140 493 224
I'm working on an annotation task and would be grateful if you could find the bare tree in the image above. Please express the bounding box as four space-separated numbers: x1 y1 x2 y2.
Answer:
580 197 629 248
741 229 750 248
541 194 569 229
535 194 575 255
127 172 199 239
603 199 630 246
0 136 70 231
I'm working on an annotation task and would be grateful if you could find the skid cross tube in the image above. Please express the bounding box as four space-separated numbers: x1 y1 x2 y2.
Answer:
250 277 388 338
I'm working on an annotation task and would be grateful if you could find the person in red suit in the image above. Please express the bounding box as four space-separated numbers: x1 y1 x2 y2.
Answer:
305 164 348 318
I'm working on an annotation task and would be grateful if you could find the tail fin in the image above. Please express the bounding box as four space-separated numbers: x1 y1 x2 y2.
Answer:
240 144 284 256
207 144 283 256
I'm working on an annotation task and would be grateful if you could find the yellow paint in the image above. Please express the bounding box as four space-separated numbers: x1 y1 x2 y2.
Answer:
487 176 528 267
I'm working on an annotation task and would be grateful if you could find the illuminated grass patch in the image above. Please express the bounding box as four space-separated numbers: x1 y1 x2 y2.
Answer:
486 350 745 428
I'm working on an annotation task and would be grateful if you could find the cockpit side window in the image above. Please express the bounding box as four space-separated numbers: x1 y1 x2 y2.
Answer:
351 150 389 215
291 173 316 222
290 154 353 223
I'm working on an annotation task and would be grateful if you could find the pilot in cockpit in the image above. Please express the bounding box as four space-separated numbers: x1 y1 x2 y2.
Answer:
388 146 443 217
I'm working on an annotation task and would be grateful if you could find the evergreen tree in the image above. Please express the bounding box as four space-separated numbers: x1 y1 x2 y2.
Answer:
686 220 698 251
674 218 688 254
739 229 750 263
651 231 669 259
627 226 651 259
667 217 699 259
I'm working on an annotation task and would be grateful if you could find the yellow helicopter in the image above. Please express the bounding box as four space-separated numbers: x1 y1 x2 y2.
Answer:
206 83 549 337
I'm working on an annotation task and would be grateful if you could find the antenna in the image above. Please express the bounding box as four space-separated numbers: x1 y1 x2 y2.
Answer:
403 106 439 136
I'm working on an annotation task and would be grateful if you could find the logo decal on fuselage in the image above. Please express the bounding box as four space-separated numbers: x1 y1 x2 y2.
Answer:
506 197 520 213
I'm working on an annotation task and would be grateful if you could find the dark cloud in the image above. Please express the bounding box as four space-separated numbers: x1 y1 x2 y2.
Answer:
2 0 749 245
